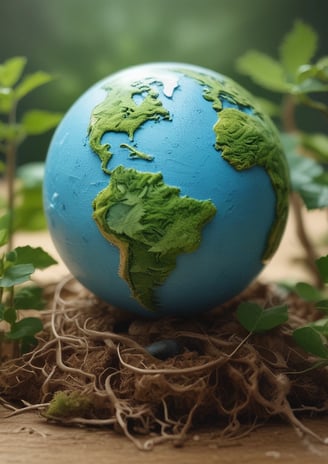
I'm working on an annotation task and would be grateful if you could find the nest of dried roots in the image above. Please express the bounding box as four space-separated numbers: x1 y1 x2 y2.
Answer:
1 277 328 450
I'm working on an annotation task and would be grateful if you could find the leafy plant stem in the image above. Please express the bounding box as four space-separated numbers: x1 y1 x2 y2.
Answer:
0 57 60 361
5 101 18 253
6 144 15 252
282 95 324 288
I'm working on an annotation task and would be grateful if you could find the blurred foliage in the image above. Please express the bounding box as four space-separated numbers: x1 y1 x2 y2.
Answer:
237 20 328 117
0 56 60 357
0 57 62 233
282 133 328 210
236 19 328 362
237 20 328 211
15 163 47 231
0 0 327 163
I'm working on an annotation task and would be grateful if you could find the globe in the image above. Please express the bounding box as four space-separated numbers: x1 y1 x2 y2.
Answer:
43 62 289 318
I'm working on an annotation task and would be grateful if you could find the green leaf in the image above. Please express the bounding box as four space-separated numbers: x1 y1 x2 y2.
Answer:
282 134 328 209
254 97 281 117
14 163 46 231
297 64 319 82
0 121 26 143
293 79 328 95
0 56 27 87
293 325 328 358
236 302 288 333
14 245 57 269
301 132 328 163
293 282 323 302
0 303 5 320
22 110 63 135
297 182 328 209
297 62 328 86
285 140 322 185
313 172 328 186
20 335 39 354
14 286 45 310
6 317 43 340
316 255 328 283
315 300 328 313
236 50 291 93
3 307 17 325
14 188 47 231
309 318 328 336
317 56 328 68
0 213 10 230
0 88 14 114
17 162 44 188
279 20 318 78
5 250 16 267
6 250 17 263
0 263 34 287
0 228 8 247
296 182 328 209
0 214 10 246
14 71 53 100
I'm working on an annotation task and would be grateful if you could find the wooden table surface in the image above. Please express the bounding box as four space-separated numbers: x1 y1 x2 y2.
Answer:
1 406 328 463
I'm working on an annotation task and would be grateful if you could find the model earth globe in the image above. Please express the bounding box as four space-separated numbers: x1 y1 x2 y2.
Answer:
43 62 289 318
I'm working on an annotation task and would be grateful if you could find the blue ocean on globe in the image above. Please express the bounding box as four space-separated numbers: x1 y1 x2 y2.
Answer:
43 62 289 318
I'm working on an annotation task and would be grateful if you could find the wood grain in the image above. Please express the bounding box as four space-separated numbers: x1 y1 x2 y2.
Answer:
0 407 328 463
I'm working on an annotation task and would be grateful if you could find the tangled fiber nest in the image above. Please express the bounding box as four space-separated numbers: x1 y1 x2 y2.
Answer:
1 277 328 450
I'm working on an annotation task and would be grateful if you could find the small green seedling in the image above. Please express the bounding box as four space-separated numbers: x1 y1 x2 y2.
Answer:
236 298 328 363
292 255 328 360
0 56 61 357
236 302 288 334
237 256 328 364
0 56 62 244
0 243 57 354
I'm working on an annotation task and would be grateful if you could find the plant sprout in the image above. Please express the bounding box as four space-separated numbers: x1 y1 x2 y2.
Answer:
0 57 61 356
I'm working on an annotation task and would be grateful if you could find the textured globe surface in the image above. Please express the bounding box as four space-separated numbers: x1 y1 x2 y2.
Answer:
44 62 289 318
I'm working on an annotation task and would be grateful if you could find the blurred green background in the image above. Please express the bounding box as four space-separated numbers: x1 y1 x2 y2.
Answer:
1 0 327 163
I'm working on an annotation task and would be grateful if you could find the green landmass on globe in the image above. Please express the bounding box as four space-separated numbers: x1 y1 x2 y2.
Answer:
181 69 289 261
88 68 289 311
93 166 216 310
88 78 172 173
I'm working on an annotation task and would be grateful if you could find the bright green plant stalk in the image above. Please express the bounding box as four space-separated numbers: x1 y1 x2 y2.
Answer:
0 57 62 357
0 57 61 249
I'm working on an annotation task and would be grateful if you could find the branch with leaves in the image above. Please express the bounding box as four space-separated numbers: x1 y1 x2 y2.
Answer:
0 56 62 247
0 57 61 357
236 20 328 364
237 20 328 210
